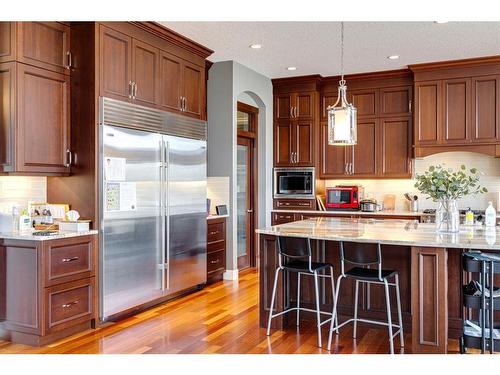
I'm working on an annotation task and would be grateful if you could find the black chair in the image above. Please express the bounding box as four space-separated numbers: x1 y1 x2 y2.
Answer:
266 236 337 347
327 241 404 354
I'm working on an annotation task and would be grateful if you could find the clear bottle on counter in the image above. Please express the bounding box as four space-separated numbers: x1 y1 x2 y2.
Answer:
12 206 20 232
485 201 496 227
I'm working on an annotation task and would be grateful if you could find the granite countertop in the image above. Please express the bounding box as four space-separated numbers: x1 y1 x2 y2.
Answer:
273 209 424 216
0 230 99 241
256 217 500 250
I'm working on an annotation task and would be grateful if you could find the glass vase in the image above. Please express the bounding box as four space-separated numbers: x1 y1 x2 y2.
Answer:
435 198 460 233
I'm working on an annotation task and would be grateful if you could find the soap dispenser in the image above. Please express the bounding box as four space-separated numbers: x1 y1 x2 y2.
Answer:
465 207 474 226
485 201 496 227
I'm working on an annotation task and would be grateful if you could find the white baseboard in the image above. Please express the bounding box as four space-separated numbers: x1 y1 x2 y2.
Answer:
223 269 239 281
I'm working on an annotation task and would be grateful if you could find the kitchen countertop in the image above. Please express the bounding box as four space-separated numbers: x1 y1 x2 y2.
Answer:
0 229 99 241
256 217 500 250
272 209 424 216
207 214 229 220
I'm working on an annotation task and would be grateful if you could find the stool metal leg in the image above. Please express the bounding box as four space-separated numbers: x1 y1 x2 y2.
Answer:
329 266 338 329
296 272 301 326
327 275 343 351
384 278 394 354
353 279 360 339
395 274 404 347
313 270 322 347
266 267 281 336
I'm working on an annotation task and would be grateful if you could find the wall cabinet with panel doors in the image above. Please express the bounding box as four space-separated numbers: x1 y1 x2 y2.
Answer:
410 57 500 157
275 92 315 120
273 120 314 166
100 24 206 118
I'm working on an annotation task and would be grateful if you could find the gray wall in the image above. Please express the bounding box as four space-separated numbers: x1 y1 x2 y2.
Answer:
207 60 273 279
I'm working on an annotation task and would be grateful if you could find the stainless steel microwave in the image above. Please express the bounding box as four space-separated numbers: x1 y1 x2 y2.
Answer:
273 167 315 199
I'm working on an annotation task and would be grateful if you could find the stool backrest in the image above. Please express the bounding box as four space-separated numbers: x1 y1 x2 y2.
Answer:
340 241 383 279
277 236 311 262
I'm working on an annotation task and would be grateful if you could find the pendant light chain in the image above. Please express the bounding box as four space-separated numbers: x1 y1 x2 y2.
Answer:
340 22 345 86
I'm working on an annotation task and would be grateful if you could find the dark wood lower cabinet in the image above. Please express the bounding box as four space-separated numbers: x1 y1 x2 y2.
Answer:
259 234 467 353
0 234 97 346
206 217 226 284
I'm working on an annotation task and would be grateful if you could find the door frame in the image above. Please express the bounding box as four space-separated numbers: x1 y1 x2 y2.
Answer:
236 101 259 269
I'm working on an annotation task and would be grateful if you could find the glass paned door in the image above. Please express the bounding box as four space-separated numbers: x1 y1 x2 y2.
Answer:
236 137 254 269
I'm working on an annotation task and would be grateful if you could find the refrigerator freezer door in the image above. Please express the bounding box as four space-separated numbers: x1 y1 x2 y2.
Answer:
101 125 163 320
164 135 207 295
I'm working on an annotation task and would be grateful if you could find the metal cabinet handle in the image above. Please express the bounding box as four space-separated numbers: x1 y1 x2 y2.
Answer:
61 256 79 263
66 51 72 69
128 81 133 99
409 99 412 114
290 106 293 118
344 163 348 174
64 149 72 167
210 259 220 264
62 300 79 308
294 106 298 118
350 162 354 174
209 231 219 235
133 82 138 99
247 209 253 213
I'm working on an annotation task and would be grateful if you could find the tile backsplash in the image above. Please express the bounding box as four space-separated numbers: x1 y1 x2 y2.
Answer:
0 177 47 213
207 176 230 215
326 151 500 211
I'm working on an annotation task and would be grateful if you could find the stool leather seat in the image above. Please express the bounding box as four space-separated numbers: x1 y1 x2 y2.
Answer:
284 260 332 273
345 267 397 281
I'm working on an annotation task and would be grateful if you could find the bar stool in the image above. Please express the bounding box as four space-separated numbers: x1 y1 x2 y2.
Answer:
327 241 404 354
266 236 337 347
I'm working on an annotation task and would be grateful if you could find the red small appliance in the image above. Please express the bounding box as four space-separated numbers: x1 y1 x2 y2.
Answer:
325 186 362 210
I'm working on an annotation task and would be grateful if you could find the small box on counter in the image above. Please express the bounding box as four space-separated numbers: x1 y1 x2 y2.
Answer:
58 220 91 232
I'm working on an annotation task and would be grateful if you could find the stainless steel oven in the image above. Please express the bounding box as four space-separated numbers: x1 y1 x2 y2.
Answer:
273 167 315 199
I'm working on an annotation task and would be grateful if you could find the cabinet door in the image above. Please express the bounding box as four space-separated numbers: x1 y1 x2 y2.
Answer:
350 89 378 118
380 117 411 177
0 62 15 172
380 86 412 117
159 51 182 113
274 121 293 166
182 61 204 119
351 119 377 176
321 92 338 120
17 64 70 174
471 75 500 143
320 122 348 177
17 22 70 75
296 92 315 119
99 26 132 101
294 120 314 166
443 78 471 144
415 80 442 145
131 39 159 108
0 22 16 63
275 94 292 120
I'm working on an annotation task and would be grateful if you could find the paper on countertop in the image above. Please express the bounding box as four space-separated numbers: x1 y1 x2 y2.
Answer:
104 157 126 181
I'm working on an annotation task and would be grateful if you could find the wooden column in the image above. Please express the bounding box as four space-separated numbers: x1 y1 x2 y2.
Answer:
411 246 448 353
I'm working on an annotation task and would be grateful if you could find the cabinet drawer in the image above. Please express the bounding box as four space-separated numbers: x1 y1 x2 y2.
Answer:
271 212 298 225
207 239 225 254
45 278 94 333
207 222 224 243
43 237 95 286
273 199 315 210
207 250 225 273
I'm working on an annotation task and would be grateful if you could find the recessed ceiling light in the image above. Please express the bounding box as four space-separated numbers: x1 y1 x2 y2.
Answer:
287 66 297 71
387 55 400 60
249 44 262 49
434 21 448 24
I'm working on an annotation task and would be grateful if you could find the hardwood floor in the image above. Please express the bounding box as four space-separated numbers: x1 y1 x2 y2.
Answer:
0 268 460 354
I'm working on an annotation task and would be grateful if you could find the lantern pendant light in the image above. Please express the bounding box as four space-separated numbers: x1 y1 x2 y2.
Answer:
327 22 357 145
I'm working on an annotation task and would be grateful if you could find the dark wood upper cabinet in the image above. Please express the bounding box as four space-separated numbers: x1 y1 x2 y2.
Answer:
320 122 348 177
131 39 159 107
160 51 182 112
274 121 293 166
182 61 204 119
380 117 412 177
321 92 338 120
16 22 71 75
17 64 70 174
275 92 315 120
100 26 132 101
295 120 314 165
0 22 16 63
351 119 377 176
471 75 500 143
275 94 292 120
380 86 412 117
415 80 441 145
295 92 315 119
350 89 378 118
444 78 471 143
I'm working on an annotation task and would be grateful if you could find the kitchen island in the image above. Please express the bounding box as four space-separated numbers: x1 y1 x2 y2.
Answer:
256 217 500 353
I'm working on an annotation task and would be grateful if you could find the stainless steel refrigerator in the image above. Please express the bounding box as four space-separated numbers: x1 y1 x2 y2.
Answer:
99 98 207 321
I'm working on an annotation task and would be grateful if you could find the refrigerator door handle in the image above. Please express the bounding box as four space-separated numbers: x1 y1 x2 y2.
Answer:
165 138 170 292
160 139 166 291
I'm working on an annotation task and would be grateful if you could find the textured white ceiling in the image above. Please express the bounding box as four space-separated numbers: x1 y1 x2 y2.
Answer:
160 21 500 79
